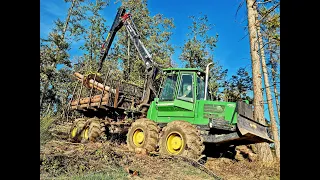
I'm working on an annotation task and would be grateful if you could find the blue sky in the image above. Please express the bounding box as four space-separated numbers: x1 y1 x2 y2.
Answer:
40 0 280 127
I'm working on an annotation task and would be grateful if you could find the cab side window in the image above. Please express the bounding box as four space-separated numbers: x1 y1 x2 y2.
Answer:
177 74 194 102
159 75 177 101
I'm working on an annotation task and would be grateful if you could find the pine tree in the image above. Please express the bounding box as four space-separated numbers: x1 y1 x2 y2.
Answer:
257 1 280 159
180 14 218 70
40 0 86 115
224 67 252 102
113 0 175 87
179 13 227 100
245 0 274 162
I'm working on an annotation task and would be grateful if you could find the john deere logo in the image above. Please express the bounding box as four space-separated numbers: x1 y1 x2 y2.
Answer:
227 104 235 108
250 123 257 129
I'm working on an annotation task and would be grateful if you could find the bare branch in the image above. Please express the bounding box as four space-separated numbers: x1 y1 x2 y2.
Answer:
256 40 274 52
235 0 245 19
257 0 273 4
238 31 249 42
256 2 280 25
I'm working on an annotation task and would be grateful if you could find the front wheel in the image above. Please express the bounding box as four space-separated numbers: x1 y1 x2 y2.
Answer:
159 120 204 160
126 118 160 152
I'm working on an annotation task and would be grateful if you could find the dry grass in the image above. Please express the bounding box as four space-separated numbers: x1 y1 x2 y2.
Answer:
40 122 280 180
40 115 56 146
205 157 280 180
40 139 280 180
40 140 214 180
125 154 213 180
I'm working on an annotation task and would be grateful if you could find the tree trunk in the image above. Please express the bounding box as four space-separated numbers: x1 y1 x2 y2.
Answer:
257 28 280 159
272 73 280 119
269 48 280 120
127 34 131 79
90 26 93 62
62 0 77 39
246 0 273 162
40 79 49 110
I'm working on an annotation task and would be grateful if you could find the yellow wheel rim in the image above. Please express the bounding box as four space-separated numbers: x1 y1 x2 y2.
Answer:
133 129 144 147
71 127 77 138
82 127 89 140
166 132 184 154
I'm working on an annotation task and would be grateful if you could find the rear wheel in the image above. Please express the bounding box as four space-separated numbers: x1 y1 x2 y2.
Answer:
69 118 86 142
159 120 204 160
81 118 104 142
126 118 160 152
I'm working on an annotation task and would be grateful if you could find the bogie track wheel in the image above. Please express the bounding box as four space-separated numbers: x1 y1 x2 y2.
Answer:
159 120 205 160
69 118 86 142
81 118 104 142
126 118 160 152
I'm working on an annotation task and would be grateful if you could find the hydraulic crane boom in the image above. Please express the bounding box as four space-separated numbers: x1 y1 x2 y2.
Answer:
98 7 154 72
97 7 126 72
97 6 158 104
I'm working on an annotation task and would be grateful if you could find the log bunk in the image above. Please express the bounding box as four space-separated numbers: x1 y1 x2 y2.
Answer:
66 72 145 120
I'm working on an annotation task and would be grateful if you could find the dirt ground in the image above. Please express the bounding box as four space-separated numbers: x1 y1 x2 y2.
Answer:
40 140 214 180
40 139 279 180
40 121 280 180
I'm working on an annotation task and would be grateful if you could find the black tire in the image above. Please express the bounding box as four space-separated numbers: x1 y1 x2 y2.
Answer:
159 120 204 160
126 118 160 152
69 118 86 142
82 118 104 142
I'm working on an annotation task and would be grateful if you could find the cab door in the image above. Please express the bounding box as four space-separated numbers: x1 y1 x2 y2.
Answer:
156 72 195 124
156 73 177 122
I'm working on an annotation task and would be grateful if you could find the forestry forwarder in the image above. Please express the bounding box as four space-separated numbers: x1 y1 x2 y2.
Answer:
68 6 274 160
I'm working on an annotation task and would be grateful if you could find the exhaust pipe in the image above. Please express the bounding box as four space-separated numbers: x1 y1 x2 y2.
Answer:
204 62 213 100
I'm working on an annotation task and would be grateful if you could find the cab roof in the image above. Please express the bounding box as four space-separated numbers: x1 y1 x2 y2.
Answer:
162 68 206 75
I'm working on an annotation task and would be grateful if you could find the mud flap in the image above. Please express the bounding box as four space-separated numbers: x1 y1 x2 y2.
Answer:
236 101 273 143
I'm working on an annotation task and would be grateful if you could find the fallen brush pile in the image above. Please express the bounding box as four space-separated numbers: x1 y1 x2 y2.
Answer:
40 140 218 180
41 122 280 180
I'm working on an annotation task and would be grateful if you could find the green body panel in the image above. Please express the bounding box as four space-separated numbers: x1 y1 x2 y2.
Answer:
196 100 238 125
146 69 238 126
147 98 195 124
147 100 158 120
147 99 238 125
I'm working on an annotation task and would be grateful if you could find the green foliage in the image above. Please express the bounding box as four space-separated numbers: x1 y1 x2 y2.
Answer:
223 67 253 102
258 4 280 63
114 0 175 86
40 0 87 115
258 2 280 100
208 63 228 100
180 14 218 70
79 0 108 68
40 115 55 145
179 14 227 100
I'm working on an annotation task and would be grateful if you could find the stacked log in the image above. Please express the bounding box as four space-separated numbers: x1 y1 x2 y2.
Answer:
70 94 110 106
70 94 110 110
69 72 118 110
74 72 116 93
